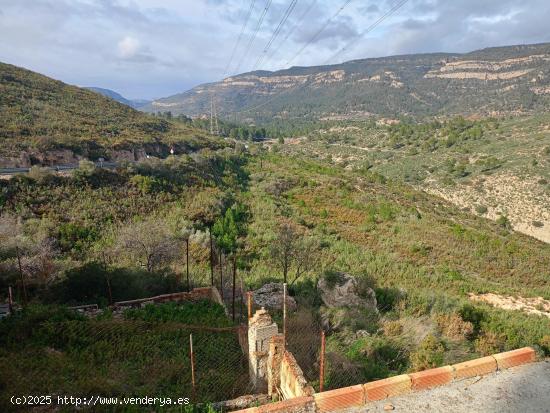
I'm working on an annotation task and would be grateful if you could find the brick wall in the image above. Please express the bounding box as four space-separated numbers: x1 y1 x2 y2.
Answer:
249 309 279 391
113 286 223 308
234 347 537 413
279 350 315 399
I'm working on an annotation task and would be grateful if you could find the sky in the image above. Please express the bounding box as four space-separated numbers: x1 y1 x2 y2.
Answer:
1 0 549 100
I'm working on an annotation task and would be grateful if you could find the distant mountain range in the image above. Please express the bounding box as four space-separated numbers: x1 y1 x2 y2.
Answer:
85 87 150 109
140 42 550 122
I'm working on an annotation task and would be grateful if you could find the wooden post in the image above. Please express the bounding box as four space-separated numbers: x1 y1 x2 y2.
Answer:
190 334 196 401
240 277 244 323
209 230 214 286
219 251 224 299
186 238 190 291
283 283 287 342
106 276 113 306
247 292 252 320
8 286 13 314
232 255 236 321
15 246 27 304
320 330 326 392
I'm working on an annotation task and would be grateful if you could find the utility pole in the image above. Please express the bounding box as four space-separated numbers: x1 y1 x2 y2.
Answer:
213 96 219 136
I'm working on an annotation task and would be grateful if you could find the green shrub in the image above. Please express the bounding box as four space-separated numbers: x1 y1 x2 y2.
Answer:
436 312 474 340
459 304 486 335
375 287 405 313
410 334 445 371
474 331 505 356
54 262 182 305
123 300 231 327
345 336 408 380
496 215 511 229
57 222 98 252
475 205 488 214
323 270 346 288
383 320 403 336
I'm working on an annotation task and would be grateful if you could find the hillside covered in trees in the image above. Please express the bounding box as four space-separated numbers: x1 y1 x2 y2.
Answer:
0 62 223 167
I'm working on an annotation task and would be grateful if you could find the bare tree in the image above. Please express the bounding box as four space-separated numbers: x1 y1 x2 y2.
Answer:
115 217 179 272
270 221 319 285
0 214 59 300
185 188 224 285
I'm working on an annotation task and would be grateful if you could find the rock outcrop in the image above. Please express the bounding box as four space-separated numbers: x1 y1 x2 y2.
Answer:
252 283 297 312
317 272 377 311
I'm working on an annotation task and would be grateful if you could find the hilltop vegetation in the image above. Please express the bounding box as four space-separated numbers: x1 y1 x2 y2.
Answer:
0 62 222 165
143 42 550 123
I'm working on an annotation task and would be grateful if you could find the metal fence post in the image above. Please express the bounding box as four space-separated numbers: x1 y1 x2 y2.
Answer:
190 334 196 401
283 283 287 342
247 292 252 320
232 255 236 321
240 277 244 323
8 286 13 314
320 330 326 392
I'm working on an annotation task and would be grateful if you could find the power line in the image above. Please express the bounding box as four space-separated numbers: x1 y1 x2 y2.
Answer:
262 0 318 68
233 0 273 75
283 0 353 69
228 0 409 118
224 0 257 76
253 0 298 70
327 0 409 64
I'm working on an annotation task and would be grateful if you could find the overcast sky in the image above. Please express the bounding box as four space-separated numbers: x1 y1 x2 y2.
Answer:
1 0 549 100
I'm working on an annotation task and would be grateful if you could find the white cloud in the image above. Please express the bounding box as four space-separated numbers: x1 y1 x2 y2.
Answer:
118 36 140 59
0 0 549 99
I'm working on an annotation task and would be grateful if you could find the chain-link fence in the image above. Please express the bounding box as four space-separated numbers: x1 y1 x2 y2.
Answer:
0 305 251 412
241 281 389 394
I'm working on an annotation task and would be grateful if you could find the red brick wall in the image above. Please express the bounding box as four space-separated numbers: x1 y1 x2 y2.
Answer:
233 347 537 413
114 286 223 308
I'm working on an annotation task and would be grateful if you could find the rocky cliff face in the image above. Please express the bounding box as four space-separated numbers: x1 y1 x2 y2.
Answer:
0 143 175 168
141 42 550 121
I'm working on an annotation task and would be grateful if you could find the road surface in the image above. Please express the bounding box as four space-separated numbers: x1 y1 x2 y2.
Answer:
344 361 550 413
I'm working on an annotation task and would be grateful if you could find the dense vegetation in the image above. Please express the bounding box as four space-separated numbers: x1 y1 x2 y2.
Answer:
272 112 550 243
1 145 549 403
0 301 246 411
242 152 549 389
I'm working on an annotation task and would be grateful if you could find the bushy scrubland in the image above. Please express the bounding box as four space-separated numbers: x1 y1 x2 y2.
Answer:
1 144 549 405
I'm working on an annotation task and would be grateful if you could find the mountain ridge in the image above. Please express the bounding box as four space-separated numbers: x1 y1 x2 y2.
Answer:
85 86 150 109
140 42 550 122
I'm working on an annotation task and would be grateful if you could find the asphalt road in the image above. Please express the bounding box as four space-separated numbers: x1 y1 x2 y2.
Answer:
345 361 550 413
0 161 119 175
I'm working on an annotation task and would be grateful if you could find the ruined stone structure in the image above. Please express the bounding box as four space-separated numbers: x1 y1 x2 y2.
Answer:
267 334 285 397
248 308 278 391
